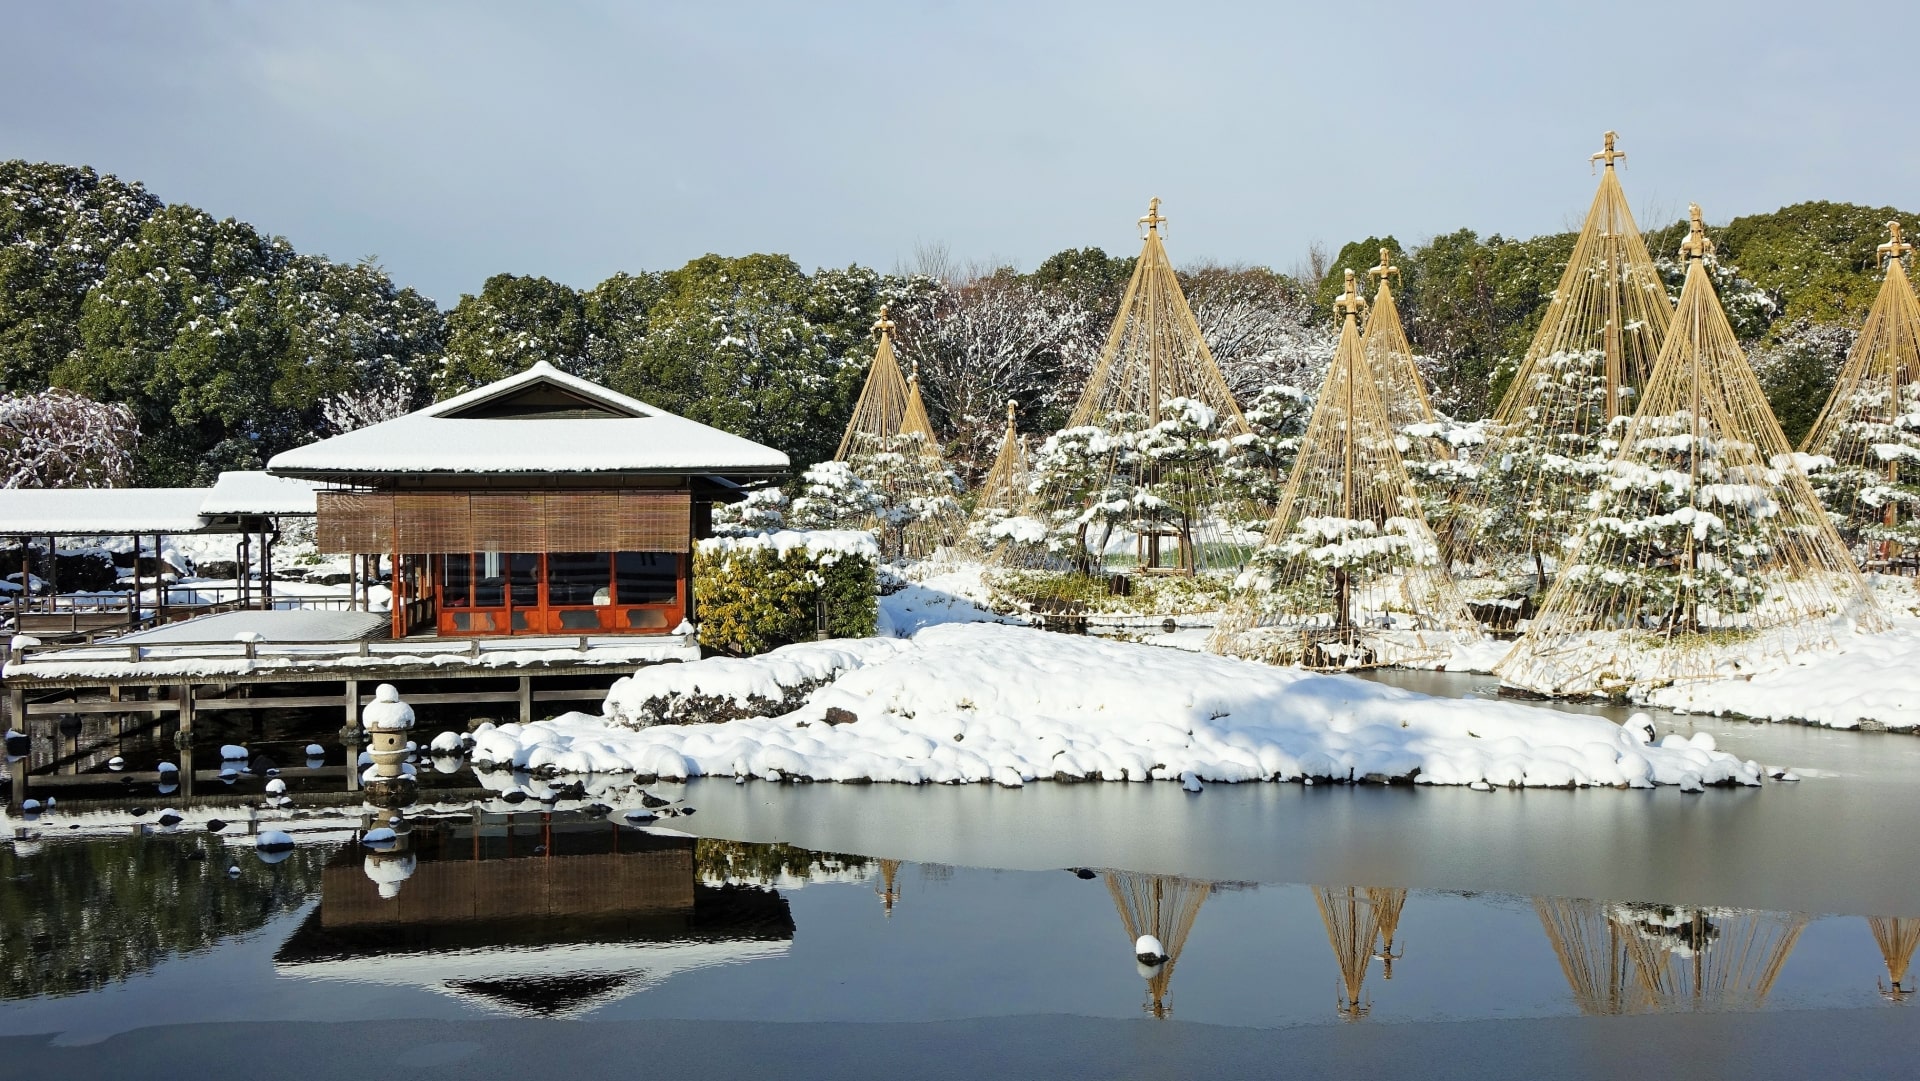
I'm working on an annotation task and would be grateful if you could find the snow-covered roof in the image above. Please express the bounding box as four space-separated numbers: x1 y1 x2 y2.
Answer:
266 362 790 480
199 471 322 516
0 488 222 536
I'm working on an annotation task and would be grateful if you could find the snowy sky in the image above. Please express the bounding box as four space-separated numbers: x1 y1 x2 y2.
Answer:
5 0 1915 306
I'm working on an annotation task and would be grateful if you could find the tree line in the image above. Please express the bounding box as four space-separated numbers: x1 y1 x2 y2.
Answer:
1 159 1911 487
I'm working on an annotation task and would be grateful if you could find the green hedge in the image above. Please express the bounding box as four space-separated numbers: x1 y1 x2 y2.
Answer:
693 533 878 655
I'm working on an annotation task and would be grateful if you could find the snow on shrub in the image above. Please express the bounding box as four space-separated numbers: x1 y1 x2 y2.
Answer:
693 530 879 655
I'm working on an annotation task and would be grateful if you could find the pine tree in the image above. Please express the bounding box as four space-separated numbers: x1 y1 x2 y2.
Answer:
1498 207 1888 697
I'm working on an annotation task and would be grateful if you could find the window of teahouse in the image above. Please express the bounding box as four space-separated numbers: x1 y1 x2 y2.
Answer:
547 552 609 606
616 552 678 604
443 554 472 607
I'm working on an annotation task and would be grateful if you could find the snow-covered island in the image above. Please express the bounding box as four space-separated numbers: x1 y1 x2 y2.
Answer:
468 622 1766 791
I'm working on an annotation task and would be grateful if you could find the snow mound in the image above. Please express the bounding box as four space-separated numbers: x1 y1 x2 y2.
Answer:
1650 622 1920 731
474 623 1763 791
602 638 913 727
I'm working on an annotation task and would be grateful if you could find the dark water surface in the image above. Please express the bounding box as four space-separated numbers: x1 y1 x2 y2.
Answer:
4 669 1919 1077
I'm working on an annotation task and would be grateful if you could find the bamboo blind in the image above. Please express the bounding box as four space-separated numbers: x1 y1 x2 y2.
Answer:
316 490 691 554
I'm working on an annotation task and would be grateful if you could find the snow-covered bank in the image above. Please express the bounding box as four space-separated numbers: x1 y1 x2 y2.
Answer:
471 623 1766 790
1649 624 1920 732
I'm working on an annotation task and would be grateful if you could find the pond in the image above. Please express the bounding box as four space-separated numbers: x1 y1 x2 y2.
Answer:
3 669 1918 1077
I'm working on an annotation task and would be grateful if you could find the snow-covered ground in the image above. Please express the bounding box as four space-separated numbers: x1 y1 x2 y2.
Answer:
470 621 1767 791
1639 575 1920 731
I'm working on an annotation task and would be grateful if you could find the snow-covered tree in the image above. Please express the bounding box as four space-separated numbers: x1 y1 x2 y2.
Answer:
894 275 1098 478
1222 384 1310 525
1184 265 1337 399
994 419 1139 572
1561 411 1779 629
1130 397 1234 565
787 460 883 531
1477 349 1620 587
0 387 138 488
710 486 790 537
1805 381 1920 551
845 431 962 560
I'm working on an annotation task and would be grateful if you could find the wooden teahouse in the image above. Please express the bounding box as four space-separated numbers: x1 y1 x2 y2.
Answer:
267 362 789 639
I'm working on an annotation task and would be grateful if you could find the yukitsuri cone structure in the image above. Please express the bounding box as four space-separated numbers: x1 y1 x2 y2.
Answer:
1211 272 1482 669
1618 905 1808 1012
1106 871 1211 1019
835 308 963 560
1498 207 1889 697
1800 222 1920 562
1362 248 1468 561
1315 886 1385 1021
1000 198 1252 577
966 400 1031 549
1867 915 1920 1001
1367 886 1408 979
1475 131 1676 586
1535 897 1651 1016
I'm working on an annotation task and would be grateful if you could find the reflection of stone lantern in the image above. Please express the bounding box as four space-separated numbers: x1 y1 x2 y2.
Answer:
362 684 416 806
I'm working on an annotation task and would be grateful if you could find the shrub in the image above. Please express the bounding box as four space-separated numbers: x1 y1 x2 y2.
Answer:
693 530 878 655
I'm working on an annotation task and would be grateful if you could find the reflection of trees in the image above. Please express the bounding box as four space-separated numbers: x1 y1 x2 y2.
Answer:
1867 916 1920 1002
692 839 869 885
1538 898 1808 1015
1369 887 1407 979
1618 904 1808 1011
1106 872 1212 1019
1536 897 1650 1016
1315 886 1384 1021
0 835 327 1000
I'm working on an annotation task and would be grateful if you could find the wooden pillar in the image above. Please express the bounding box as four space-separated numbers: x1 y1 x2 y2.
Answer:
176 684 195 799
46 535 58 609
57 715 79 775
154 534 168 623
343 678 361 792
261 531 274 608
518 675 533 725
13 537 24 624
6 685 26 808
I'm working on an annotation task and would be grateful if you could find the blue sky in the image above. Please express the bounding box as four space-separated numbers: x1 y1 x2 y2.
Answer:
5 0 1915 305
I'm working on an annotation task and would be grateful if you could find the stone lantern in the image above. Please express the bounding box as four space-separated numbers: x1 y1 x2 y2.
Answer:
361 683 416 805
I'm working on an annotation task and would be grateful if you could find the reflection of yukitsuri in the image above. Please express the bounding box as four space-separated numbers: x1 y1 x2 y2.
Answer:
876 858 902 917
1498 207 1889 698
1314 885 1384 1021
1368 886 1408 979
1535 896 1651 1016
1800 223 1920 561
1106 871 1211 1019
1618 904 1808 1012
1471 131 1674 584
1867 916 1920 1001
997 199 1252 578
1211 272 1481 669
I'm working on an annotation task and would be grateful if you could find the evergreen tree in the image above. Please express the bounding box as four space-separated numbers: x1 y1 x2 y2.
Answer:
0 161 161 391
1223 383 1310 525
1806 380 1920 552
437 273 590 393
787 460 883 530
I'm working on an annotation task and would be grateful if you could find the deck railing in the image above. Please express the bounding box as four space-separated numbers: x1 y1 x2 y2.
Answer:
7 631 693 670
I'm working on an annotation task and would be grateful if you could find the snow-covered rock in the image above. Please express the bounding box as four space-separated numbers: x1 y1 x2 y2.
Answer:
264 778 287 795
1135 934 1168 963
362 826 397 847
304 743 326 757
428 730 464 754
220 744 249 760
470 623 1766 791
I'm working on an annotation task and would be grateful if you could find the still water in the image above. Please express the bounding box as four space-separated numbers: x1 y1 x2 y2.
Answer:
2 670 1918 1076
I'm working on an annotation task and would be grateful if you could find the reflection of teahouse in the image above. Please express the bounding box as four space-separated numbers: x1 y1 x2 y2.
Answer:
1536 896 1650 1016
1867 916 1920 1002
1106 871 1211 1019
273 814 794 1017
267 362 788 639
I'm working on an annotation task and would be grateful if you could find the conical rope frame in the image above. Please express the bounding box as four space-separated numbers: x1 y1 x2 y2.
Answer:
1799 224 1920 562
835 311 964 560
1212 275 1483 669
995 199 1253 578
1867 915 1920 999
966 400 1031 554
1473 132 1675 584
1498 207 1889 697
1363 249 1469 566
